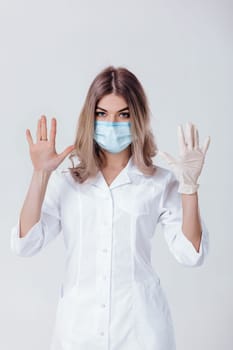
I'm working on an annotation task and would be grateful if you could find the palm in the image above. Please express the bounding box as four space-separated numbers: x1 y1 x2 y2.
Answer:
26 115 75 172
157 122 210 193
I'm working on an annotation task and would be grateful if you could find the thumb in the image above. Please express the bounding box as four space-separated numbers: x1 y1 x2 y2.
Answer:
201 136 211 156
157 150 177 165
58 145 75 162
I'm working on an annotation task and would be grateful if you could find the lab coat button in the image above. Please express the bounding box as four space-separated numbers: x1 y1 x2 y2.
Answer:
102 248 108 253
100 331 105 336
101 303 106 308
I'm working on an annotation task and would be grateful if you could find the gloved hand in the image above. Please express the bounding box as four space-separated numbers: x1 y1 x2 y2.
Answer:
157 122 211 194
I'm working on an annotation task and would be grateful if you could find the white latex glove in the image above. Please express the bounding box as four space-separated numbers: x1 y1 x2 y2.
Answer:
157 122 211 194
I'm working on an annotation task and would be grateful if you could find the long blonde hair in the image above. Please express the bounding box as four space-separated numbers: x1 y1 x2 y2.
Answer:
67 65 158 183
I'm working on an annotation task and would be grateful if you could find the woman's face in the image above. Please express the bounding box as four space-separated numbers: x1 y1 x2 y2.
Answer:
95 93 131 122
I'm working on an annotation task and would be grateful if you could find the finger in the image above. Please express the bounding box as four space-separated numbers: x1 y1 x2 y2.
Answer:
157 150 177 165
186 122 194 150
41 115 47 140
26 129 34 146
36 117 42 142
49 118 57 144
177 125 186 155
194 125 199 149
201 136 211 156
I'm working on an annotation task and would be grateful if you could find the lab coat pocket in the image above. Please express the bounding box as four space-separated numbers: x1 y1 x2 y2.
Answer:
56 285 78 342
132 278 176 350
56 283 98 344
118 198 150 215
115 187 151 216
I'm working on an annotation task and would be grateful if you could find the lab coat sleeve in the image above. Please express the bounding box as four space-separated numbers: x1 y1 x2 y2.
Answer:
157 170 209 267
10 169 62 257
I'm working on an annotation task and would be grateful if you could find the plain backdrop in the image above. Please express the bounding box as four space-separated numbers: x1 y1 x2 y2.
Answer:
0 0 232 349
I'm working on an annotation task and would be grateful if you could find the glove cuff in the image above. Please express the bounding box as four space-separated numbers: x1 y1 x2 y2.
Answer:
178 183 200 194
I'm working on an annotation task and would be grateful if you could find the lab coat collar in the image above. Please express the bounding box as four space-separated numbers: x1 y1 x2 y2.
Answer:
84 155 144 190
62 155 145 191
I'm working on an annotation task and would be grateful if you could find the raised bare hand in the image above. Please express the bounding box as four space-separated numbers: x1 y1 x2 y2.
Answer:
26 115 75 172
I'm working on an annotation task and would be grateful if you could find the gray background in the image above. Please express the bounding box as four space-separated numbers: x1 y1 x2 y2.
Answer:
1 0 232 349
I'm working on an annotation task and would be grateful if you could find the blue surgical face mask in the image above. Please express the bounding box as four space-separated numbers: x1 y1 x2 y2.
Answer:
93 121 132 154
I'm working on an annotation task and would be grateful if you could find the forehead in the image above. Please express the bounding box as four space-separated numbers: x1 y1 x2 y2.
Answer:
96 93 128 111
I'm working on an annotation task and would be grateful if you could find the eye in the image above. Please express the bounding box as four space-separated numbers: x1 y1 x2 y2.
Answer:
95 111 106 117
119 112 130 118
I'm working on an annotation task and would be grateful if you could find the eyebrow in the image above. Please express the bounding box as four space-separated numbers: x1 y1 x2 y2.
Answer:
96 105 129 112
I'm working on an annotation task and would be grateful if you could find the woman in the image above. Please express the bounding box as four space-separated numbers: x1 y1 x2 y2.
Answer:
11 66 210 350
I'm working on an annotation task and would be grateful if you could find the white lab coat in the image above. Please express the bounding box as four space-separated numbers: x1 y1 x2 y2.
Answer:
10 156 209 350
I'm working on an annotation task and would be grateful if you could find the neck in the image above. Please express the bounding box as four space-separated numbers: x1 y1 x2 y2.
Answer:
102 148 132 169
